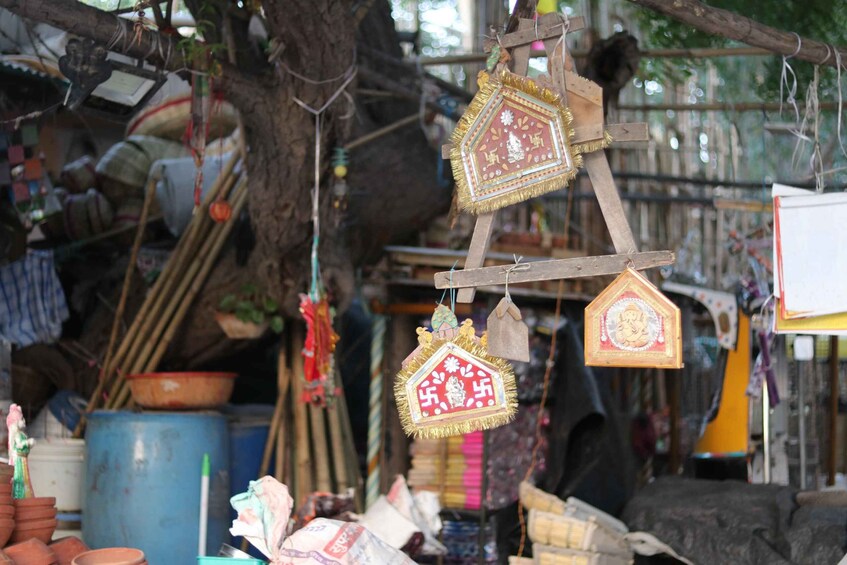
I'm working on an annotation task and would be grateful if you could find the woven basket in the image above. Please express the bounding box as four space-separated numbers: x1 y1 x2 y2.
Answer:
126 95 239 140
215 312 269 339
532 544 633 565
96 135 190 205
527 510 629 556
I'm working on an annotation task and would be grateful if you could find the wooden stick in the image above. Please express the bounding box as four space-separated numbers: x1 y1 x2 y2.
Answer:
344 114 419 152
308 402 332 492
455 212 497 304
110 181 248 408
290 325 312 504
259 344 288 478
434 251 675 289
100 159 240 406
75 177 157 437
583 150 638 255
333 383 363 510
829 336 839 486
619 101 847 113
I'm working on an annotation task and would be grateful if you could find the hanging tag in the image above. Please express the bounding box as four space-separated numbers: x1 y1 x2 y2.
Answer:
487 297 530 362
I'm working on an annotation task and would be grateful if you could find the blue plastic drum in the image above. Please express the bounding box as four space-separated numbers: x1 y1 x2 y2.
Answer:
83 411 230 564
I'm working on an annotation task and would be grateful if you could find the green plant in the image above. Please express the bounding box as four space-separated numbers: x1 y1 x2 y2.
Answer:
218 284 284 333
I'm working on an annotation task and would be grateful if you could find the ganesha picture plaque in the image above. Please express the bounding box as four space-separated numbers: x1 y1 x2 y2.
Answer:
584 268 682 369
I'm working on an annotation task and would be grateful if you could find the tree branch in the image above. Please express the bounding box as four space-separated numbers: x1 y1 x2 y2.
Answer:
0 0 185 70
627 0 847 68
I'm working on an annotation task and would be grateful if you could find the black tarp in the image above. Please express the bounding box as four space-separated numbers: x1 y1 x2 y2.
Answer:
622 477 847 565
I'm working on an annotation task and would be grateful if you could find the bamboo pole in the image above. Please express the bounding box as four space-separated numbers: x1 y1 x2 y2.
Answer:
109 180 248 408
98 155 240 408
308 402 332 492
290 326 312 504
260 344 289 478
618 101 847 113
74 177 157 437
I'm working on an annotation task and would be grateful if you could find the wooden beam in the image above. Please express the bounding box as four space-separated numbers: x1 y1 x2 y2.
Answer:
455 212 497 303
829 336 839 486
619 101 847 112
417 46 773 65
500 16 586 48
584 151 638 254
626 0 847 69
434 250 674 289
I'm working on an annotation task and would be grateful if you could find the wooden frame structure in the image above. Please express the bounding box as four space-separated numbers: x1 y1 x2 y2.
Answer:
435 13 674 301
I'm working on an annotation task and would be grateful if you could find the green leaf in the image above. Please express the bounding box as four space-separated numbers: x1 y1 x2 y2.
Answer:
269 316 284 334
235 309 252 323
236 300 254 312
240 283 259 297
219 294 237 312
263 298 279 313
251 310 265 324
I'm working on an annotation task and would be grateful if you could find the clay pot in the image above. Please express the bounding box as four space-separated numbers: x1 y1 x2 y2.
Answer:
16 506 58 521
0 505 14 518
10 518 58 545
49 537 89 565
0 549 14 562
0 483 12 495
71 548 146 565
4 538 57 565
0 497 12 508
0 517 13 546
14 497 57 508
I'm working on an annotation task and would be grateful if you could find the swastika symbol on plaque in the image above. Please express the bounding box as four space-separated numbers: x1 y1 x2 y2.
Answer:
418 386 439 407
473 377 494 398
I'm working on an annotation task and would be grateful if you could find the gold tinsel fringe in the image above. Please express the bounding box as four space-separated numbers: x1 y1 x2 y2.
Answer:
394 330 518 439
450 70 613 215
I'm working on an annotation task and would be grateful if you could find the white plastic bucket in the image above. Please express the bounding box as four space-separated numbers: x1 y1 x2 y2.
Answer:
28 438 85 512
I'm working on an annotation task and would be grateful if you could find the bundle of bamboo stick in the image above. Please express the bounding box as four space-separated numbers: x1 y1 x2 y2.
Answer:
75 151 246 436
257 328 363 511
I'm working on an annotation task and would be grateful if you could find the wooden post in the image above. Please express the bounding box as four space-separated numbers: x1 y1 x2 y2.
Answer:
291 325 312 504
829 336 839 486
668 370 681 474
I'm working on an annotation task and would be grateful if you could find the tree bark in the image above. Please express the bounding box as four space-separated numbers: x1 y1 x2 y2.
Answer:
626 0 847 68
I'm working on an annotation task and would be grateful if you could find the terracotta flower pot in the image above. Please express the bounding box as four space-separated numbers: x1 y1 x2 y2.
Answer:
0 505 13 517
10 518 58 545
4 538 57 565
16 506 58 521
0 517 13 547
0 549 13 562
49 537 89 565
0 484 12 494
72 548 145 565
14 497 56 508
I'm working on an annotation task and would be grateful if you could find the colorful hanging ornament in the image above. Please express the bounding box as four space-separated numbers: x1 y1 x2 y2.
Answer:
209 199 232 223
584 268 682 369
395 305 517 438
187 53 213 210
299 293 339 405
331 147 349 222
7 404 35 499
449 70 609 215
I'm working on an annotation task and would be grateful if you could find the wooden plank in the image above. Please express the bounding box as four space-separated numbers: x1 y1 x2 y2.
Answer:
434 250 674 289
564 71 601 105
510 19 534 77
607 122 649 142
500 16 585 48
456 212 497 303
583 150 638 254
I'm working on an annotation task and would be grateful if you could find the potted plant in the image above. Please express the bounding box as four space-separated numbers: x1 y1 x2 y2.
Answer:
215 284 284 339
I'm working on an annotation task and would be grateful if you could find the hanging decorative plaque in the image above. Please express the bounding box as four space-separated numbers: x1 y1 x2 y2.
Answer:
584 268 683 369
395 308 517 438
449 70 608 215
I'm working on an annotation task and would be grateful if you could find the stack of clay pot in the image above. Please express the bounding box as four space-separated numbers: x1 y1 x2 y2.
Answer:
11 497 57 545
71 548 146 565
0 465 14 547
4 538 57 564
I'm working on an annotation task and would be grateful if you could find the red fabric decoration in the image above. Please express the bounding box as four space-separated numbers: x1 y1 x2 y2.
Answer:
299 294 339 404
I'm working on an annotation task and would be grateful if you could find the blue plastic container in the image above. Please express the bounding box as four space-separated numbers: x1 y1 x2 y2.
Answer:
83 411 231 565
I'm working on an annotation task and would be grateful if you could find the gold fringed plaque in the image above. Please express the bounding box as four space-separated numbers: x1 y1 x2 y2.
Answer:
449 70 610 215
395 313 517 439
584 268 683 369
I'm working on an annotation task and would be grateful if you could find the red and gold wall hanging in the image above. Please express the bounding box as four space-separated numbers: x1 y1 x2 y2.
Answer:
395 306 517 438
584 268 683 369
449 70 608 215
